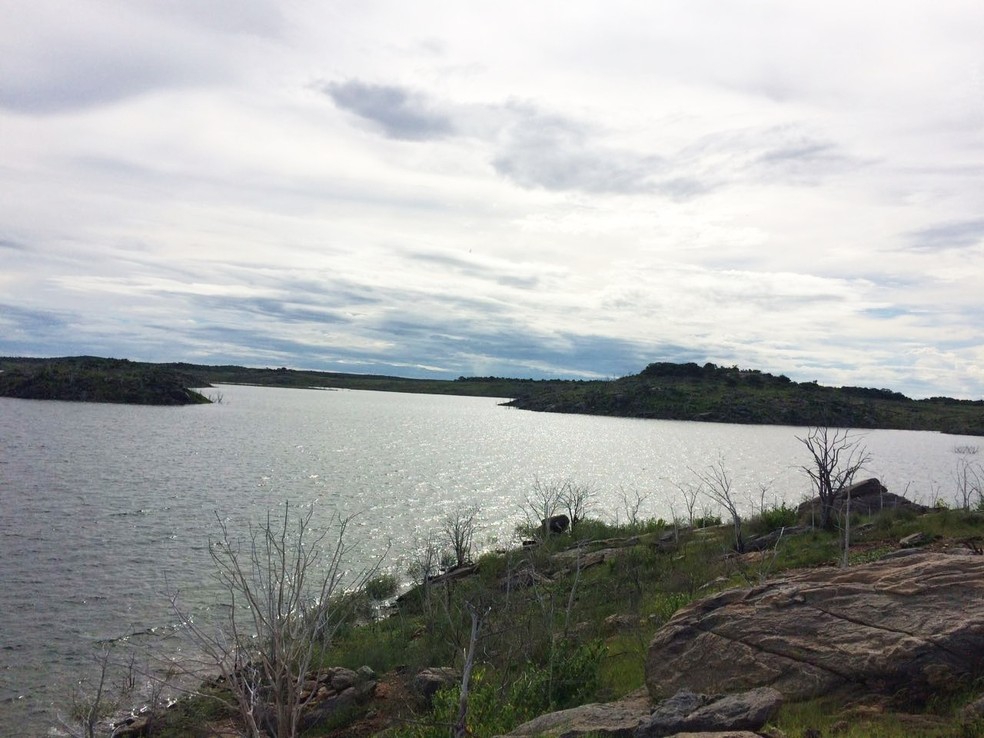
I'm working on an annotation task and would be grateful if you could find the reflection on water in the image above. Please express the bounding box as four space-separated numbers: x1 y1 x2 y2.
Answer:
0 385 977 734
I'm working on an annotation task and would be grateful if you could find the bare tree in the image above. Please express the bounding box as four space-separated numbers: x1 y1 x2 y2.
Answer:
173 503 378 738
60 642 131 738
558 481 595 533
797 427 871 529
453 602 490 738
617 486 651 528
953 446 983 510
673 481 701 529
442 506 479 569
693 461 744 553
521 477 565 540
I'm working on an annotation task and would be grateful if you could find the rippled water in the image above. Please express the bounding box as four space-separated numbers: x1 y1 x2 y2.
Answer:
0 385 977 735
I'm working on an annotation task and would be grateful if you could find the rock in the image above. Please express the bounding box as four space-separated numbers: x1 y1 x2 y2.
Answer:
961 693 984 721
797 478 927 521
636 687 782 737
330 666 358 691
427 563 479 586
646 552 984 702
411 666 459 708
899 532 929 548
542 514 571 535
552 547 624 571
605 614 638 632
111 715 151 737
656 730 762 738
495 689 651 737
745 525 811 552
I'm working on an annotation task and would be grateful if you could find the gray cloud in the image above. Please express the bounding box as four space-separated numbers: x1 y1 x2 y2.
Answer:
492 112 664 194
906 218 984 252
323 79 857 196
323 81 456 140
0 238 30 252
0 3 231 114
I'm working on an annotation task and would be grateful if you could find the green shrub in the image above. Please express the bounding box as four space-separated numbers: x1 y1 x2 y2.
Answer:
364 572 399 601
748 502 798 535
393 642 604 738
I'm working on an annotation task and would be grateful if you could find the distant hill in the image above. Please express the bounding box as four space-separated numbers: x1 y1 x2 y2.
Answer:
0 356 211 405
2 356 982 435
503 361 984 436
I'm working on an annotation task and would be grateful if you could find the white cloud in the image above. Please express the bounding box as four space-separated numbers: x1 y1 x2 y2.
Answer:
1 0 982 397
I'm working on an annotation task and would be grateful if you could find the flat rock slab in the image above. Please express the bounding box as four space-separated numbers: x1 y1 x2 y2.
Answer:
647 552 984 701
636 688 782 737
496 689 651 737
494 701 648 737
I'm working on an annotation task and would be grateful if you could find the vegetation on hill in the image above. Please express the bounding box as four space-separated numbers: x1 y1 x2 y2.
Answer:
504 361 984 436
0 356 210 405
3 356 982 436
93 496 984 738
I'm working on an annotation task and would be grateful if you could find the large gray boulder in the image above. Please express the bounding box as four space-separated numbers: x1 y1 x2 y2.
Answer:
494 700 649 737
647 552 984 701
495 686 780 738
636 687 782 737
796 477 926 520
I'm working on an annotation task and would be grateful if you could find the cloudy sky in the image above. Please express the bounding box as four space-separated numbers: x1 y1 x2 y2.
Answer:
2 1 983 398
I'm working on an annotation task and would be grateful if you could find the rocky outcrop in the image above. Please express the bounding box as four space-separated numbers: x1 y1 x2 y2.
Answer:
494 696 650 737
494 687 781 738
635 687 782 737
646 552 984 702
542 514 571 535
114 665 378 737
796 477 927 520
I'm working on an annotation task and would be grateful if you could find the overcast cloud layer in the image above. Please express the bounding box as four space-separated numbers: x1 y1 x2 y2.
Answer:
1 1 983 398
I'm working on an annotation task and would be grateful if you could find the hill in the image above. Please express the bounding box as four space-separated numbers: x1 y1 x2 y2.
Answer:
2 356 982 435
0 356 211 405
503 361 984 436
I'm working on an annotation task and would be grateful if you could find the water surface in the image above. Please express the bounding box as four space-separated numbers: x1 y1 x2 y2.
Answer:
0 385 975 735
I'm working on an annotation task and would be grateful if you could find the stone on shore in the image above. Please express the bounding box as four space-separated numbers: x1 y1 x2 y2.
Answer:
646 552 984 702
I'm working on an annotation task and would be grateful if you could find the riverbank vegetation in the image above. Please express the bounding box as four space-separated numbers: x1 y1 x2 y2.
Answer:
80 454 984 737
0 357 210 405
504 361 984 436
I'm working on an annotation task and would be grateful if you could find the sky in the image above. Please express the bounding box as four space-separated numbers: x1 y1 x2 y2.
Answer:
1 1 983 399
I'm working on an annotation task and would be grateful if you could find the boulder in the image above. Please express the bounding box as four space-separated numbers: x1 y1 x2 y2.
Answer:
899 532 930 548
636 687 782 737
495 689 651 737
745 525 811 552
796 478 927 521
411 666 459 708
494 687 781 738
542 514 571 535
646 552 984 702
111 715 151 737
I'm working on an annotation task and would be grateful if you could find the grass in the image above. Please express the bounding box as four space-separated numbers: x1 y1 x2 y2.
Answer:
144 502 984 737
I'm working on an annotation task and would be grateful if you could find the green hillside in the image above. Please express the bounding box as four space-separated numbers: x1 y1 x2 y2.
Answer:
504 361 984 435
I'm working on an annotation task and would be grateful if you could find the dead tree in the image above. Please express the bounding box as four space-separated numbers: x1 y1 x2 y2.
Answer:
693 461 744 553
797 426 870 530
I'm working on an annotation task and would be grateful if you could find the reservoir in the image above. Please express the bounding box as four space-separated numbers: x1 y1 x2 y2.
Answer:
0 384 976 735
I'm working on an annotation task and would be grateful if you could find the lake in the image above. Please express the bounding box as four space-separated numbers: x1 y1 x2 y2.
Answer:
0 384 977 735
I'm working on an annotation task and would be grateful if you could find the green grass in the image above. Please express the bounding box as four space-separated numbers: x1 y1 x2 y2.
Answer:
150 504 984 736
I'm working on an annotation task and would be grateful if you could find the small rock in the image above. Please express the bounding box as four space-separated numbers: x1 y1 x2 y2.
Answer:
111 715 151 737
900 532 929 548
605 614 637 631
411 666 459 708
330 667 358 691
961 693 984 720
